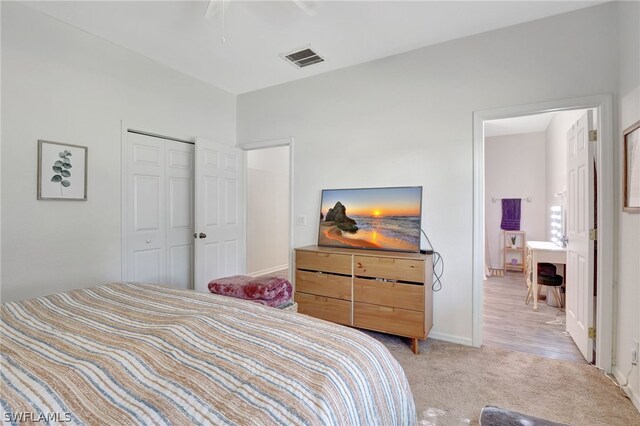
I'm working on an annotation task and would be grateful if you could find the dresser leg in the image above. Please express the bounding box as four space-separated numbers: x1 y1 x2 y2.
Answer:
411 338 419 354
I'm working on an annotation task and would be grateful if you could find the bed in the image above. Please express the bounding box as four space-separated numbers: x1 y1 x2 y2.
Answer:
1 282 415 425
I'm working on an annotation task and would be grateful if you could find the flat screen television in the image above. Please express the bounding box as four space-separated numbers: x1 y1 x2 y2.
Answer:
318 186 423 253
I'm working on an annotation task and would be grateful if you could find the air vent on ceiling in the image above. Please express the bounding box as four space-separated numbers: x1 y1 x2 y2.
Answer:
281 46 325 69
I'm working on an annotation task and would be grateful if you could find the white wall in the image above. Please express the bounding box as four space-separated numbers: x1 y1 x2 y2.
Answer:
614 0 640 410
246 146 290 275
237 3 619 344
484 133 546 268
0 3 236 302
544 109 587 240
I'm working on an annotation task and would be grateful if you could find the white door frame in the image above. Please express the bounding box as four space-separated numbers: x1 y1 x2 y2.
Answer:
472 94 614 372
238 137 295 280
120 121 195 282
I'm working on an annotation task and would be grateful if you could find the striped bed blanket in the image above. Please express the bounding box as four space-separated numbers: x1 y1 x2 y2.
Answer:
1 283 415 425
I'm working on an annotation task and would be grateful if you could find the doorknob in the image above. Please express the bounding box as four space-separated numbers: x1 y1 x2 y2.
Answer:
198 233 207 239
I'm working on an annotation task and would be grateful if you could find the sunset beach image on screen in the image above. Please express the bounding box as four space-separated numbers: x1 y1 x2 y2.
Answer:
318 187 422 252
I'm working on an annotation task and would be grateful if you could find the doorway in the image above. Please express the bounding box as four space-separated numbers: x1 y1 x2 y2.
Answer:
482 109 590 362
246 145 291 277
472 95 614 372
243 142 292 279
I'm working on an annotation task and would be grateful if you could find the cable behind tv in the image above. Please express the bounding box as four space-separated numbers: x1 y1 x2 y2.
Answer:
420 228 444 292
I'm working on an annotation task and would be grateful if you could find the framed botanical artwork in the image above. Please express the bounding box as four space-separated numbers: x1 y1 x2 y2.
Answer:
37 140 88 201
623 120 640 213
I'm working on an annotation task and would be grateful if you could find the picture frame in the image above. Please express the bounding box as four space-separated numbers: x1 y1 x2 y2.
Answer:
623 120 640 213
37 140 88 201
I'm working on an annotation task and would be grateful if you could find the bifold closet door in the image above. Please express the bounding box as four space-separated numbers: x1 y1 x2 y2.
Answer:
165 141 195 289
125 132 194 289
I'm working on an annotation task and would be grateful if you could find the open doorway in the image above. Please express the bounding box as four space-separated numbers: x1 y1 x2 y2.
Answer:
472 94 614 372
482 109 592 362
245 144 291 279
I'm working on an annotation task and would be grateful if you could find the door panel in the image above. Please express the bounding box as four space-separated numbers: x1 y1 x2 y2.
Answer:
565 110 595 362
165 140 195 289
204 149 219 168
578 161 587 233
126 133 166 284
194 138 244 291
168 244 193 289
133 249 161 283
224 240 238 276
168 178 192 229
225 178 238 224
133 175 161 231
224 152 237 171
204 177 220 226
133 144 161 165
204 241 220 285
168 148 192 169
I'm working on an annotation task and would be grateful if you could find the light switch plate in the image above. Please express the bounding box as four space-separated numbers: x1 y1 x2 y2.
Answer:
296 215 307 226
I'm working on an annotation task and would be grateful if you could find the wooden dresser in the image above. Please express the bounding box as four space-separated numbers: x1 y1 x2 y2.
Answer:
294 245 433 354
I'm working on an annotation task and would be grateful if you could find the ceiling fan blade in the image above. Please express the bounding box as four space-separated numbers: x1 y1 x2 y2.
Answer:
204 0 229 19
292 0 323 16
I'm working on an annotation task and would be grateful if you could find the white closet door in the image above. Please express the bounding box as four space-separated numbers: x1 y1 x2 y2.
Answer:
125 132 195 288
125 133 166 284
194 138 244 292
165 141 195 289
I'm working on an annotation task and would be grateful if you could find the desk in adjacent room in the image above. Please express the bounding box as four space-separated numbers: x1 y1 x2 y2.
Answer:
525 241 567 310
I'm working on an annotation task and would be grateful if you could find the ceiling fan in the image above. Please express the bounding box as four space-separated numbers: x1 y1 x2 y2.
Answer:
204 0 323 18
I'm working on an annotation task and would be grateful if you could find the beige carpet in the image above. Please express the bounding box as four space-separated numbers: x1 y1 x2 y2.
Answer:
365 332 640 426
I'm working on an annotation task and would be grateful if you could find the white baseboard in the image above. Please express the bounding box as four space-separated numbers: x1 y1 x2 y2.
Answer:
428 331 473 347
248 264 289 277
613 366 640 413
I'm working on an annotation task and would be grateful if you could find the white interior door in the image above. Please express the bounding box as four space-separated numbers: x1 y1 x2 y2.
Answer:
194 138 244 292
125 132 194 288
165 141 195 289
565 110 595 361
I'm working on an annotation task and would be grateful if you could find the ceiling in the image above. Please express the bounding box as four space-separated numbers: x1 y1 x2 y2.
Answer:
484 109 593 137
25 1 605 94
484 112 558 138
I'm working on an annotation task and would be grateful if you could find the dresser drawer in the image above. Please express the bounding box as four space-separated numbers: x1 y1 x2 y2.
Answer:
354 302 424 338
353 278 424 311
296 292 351 325
296 270 351 301
354 256 424 283
296 250 352 275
